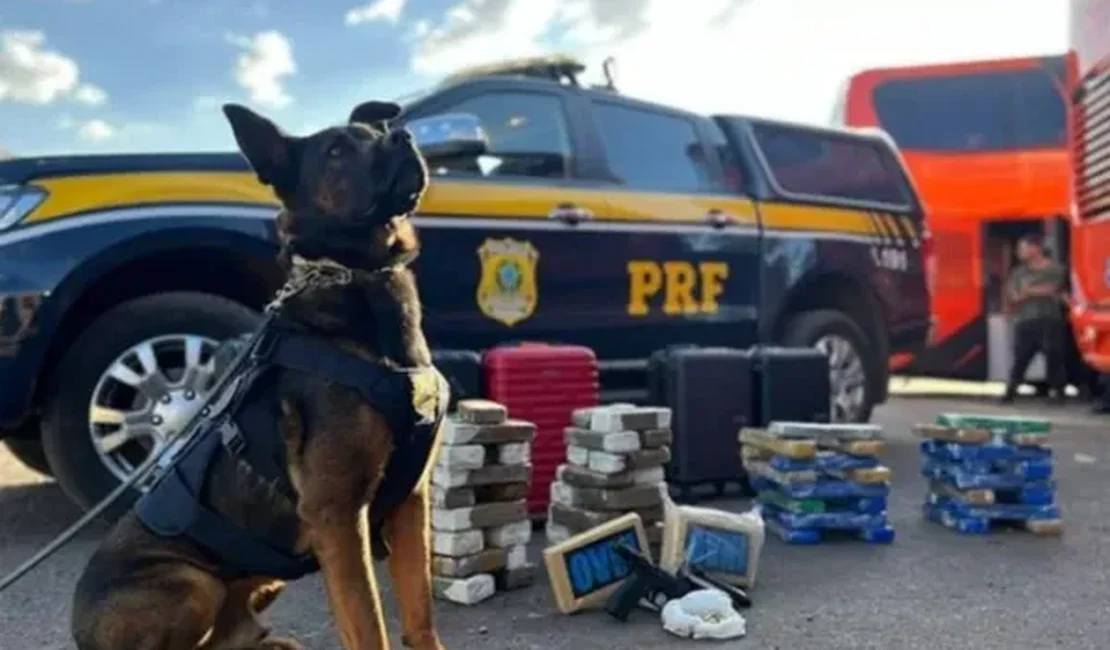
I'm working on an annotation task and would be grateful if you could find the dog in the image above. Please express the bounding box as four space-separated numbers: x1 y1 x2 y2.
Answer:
71 99 449 650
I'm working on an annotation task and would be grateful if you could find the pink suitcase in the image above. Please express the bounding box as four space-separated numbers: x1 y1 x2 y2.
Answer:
483 343 600 515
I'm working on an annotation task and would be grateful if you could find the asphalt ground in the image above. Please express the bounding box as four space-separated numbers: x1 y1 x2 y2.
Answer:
1 396 1108 650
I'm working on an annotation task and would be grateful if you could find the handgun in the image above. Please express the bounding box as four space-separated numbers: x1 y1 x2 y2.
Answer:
603 543 693 622
677 564 753 609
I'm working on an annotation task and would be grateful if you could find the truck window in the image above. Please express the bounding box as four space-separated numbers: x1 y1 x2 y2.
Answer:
872 68 1067 152
591 101 715 193
433 91 573 179
750 122 911 207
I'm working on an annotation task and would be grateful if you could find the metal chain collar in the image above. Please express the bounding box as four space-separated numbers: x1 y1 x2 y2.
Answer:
265 256 355 314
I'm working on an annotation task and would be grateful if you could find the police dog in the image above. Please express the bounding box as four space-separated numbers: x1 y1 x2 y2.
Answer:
70 101 446 650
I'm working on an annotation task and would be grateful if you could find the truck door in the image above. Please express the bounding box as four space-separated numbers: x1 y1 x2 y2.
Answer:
582 98 763 354
399 86 632 354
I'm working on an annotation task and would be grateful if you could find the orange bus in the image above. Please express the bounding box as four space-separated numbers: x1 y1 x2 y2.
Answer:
835 54 1097 392
1068 0 1110 405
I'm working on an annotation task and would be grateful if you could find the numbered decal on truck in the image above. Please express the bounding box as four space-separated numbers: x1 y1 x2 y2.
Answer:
870 246 909 272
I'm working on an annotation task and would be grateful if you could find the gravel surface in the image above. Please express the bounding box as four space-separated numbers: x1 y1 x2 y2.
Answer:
1 396 1108 649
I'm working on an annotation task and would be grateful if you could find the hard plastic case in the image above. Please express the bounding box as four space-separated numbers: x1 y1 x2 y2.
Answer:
748 346 831 426
431 349 484 410
647 345 754 498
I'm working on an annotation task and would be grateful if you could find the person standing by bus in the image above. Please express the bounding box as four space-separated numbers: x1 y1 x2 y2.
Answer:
1002 234 1069 404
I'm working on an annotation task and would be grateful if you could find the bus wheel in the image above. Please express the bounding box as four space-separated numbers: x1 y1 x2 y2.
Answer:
782 309 876 424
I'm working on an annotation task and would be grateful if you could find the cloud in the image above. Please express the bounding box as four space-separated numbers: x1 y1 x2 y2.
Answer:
227 30 296 109
0 29 108 106
408 0 662 76
74 83 107 106
77 119 115 142
410 0 560 76
409 0 1067 124
346 0 405 25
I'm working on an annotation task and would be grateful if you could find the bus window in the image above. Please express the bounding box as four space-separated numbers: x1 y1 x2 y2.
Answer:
872 68 1066 152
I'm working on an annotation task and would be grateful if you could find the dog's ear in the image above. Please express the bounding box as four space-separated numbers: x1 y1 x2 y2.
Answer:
222 103 300 193
349 100 401 131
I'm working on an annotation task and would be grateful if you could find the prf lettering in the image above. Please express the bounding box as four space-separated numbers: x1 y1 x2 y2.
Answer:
627 260 729 317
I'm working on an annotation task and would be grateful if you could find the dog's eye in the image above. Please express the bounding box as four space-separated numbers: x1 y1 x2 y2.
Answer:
328 145 346 159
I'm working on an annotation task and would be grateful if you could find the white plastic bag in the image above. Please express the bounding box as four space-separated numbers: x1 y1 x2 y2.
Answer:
660 588 746 640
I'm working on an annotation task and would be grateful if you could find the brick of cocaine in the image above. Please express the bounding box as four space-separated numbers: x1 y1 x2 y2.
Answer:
441 419 536 445
432 485 476 509
433 573 495 605
432 530 484 557
571 405 672 432
549 502 664 532
432 548 507 578
564 427 641 453
431 500 528 532
550 481 664 511
474 482 530 503
485 520 532 548
435 444 485 470
456 399 508 424
432 463 532 488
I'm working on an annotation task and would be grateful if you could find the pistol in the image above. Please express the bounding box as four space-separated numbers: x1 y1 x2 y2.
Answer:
677 564 753 609
604 543 692 622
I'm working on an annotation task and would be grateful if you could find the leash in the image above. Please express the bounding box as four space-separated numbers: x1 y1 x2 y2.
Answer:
0 258 355 592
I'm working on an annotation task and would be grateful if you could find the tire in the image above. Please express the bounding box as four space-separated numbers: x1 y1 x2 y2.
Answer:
40 291 261 517
4 437 53 476
781 309 877 424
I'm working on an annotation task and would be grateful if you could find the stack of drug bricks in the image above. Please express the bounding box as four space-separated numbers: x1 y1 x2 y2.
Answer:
739 421 895 544
430 399 538 606
916 413 1062 536
545 403 673 550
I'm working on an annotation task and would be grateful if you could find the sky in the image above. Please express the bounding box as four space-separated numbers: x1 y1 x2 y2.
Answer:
0 0 1073 157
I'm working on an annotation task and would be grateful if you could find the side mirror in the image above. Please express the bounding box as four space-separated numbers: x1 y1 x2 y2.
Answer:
404 113 489 161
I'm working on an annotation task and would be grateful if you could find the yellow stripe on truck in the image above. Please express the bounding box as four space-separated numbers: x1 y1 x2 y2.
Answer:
28 172 278 222
756 202 880 236
26 171 888 239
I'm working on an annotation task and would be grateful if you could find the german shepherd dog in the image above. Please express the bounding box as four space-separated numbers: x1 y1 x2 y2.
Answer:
70 100 446 650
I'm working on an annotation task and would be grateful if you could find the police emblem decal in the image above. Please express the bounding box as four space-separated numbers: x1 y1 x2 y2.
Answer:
476 238 539 326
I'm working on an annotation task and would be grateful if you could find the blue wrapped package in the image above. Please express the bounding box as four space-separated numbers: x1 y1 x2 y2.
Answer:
763 505 895 544
926 493 1060 521
921 458 1054 490
919 439 1052 463
761 504 887 530
750 475 889 500
767 450 880 473
924 498 1063 536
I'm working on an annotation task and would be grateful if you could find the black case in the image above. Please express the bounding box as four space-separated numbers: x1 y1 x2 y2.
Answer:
431 349 483 410
748 345 831 426
647 346 753 491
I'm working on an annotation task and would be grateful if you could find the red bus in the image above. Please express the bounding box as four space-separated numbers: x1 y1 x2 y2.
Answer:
1068 0 1110 387
835 54 1096 392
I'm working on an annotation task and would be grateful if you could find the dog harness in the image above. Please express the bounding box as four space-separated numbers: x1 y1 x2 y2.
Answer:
134 322 449 580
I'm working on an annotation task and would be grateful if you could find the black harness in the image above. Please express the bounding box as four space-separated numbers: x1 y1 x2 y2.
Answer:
134 320 449 580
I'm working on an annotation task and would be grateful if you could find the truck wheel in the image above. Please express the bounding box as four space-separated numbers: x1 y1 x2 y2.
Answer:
782 309 876 423
4 437 53 476
40 292 260 516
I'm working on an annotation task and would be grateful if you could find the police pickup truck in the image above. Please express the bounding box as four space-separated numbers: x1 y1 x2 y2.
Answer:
0 56 930 511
